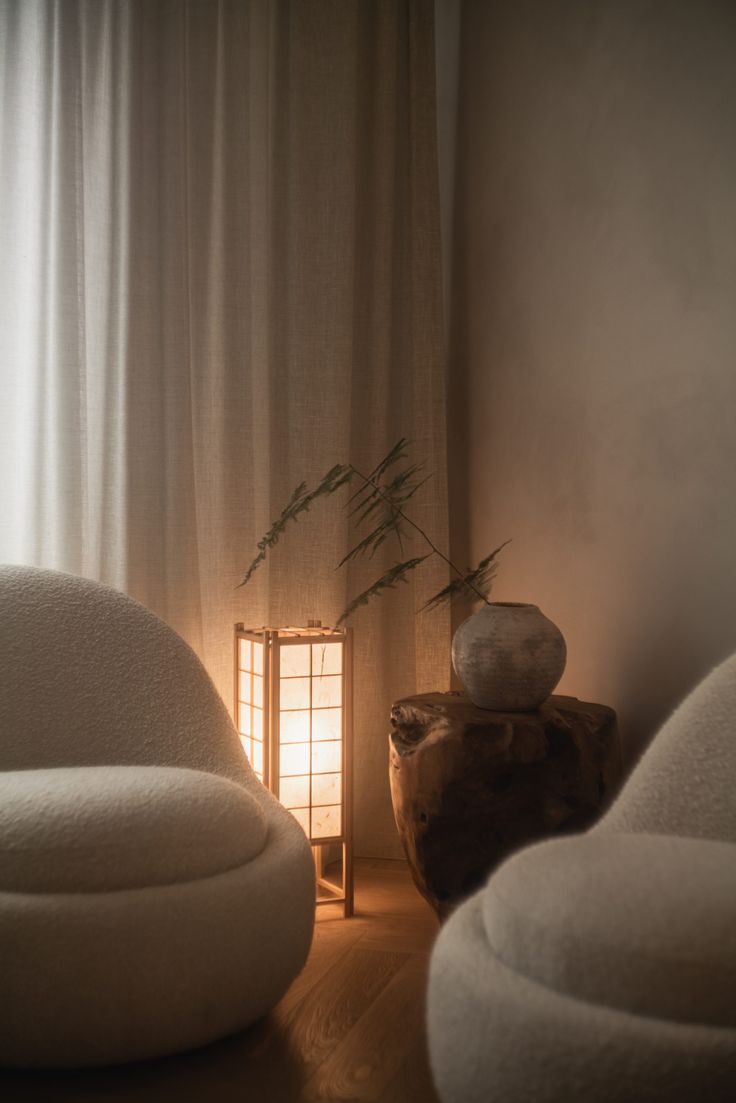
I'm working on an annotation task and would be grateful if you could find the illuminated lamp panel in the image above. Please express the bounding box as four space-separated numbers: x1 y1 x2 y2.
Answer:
237 637 264 782
250 712 264 777
236 624 352 915
280 775 310 807
312 641 342 676
280 742 310 776
313 708 342 740
238 638 252 678
312 740 341 773
280 677 310 711
311 805 341 839
290 808 310 836
278 774 311 837
312 675 341 708
280 710 310 743
312 772 341 806
277 640 345 839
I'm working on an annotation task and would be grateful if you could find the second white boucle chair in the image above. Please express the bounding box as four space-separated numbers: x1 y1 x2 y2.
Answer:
0 565 315 1068
428 653 736 1103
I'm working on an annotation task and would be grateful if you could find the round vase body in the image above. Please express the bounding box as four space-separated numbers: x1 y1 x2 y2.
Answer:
452 603 567 711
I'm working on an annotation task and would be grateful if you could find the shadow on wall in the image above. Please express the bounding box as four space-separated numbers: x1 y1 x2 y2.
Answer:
441 0 736 768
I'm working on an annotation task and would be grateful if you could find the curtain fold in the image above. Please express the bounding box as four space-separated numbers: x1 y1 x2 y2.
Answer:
0 0 449 857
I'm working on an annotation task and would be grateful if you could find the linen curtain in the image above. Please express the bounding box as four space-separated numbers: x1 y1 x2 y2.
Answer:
0 0 449 857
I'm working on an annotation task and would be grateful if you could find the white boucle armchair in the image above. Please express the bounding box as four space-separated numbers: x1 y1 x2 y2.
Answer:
427 653 736 1102
0 565 315 1068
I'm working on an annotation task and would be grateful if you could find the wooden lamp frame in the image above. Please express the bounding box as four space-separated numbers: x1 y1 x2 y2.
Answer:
234 622 354 917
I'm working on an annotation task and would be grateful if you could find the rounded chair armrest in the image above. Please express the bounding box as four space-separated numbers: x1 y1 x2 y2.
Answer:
599 653 736 842
0 765 268 893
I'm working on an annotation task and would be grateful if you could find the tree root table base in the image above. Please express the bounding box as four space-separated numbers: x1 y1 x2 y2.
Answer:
389 692 621 919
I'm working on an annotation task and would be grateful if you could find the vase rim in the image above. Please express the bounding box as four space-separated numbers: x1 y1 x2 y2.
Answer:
488 601 538 609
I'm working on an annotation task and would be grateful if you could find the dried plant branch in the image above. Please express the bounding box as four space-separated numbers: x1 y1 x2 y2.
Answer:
420 540 512 612
347 461 491 607
339 464 430 567
335 556 431 627
239 439 510 623
238 463 354 587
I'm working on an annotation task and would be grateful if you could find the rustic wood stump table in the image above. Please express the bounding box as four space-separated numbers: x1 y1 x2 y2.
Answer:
389 692 621 918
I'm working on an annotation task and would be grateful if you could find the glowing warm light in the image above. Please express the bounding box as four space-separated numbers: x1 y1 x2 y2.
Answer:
251 741 263 776
312 675 342 708
238 703 251 736
280 711 311 742
312 772 341 805
313 708 342 740
280 742 310 776
312 642 342 675
312 805 341 838
239 671 250 702
290 807 310 835
234 622 353 916
312 740 341 774
235 635 264 782
280 677 310 711
280 775 310 808
281 644 310 677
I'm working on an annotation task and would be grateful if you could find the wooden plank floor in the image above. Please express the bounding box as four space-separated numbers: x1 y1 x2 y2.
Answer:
0 860 441 1103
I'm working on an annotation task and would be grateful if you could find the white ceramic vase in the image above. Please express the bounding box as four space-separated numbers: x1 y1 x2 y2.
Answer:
452 602 566 711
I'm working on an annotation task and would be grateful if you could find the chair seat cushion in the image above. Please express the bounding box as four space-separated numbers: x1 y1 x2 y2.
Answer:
481 832 736 1028
0 765 268 892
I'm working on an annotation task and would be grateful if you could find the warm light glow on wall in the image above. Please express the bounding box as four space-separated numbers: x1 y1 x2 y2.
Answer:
234 623 353 916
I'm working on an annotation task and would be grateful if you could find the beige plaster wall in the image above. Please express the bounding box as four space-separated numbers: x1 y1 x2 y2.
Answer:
444 0 736 760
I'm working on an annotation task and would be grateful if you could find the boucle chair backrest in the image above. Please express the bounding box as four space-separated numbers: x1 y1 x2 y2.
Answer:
0 566 249 782
599 652 736 843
